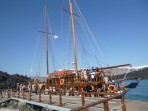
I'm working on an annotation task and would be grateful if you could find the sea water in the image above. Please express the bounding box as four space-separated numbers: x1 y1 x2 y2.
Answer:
124 79 148 101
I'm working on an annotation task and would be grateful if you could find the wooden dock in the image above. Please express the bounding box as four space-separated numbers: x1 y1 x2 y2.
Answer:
1 90 148 111
0 90 127 111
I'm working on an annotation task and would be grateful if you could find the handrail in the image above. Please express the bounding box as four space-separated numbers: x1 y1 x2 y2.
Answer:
0 89 127 111
70 90 127 111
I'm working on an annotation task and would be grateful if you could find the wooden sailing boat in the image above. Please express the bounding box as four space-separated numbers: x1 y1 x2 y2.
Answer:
44 0 131 95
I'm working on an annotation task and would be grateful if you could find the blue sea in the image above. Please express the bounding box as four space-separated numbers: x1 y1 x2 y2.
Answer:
124 79 148 101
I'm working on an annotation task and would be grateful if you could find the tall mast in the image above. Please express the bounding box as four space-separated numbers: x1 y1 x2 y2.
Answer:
69 0 78 81
45 5 49 76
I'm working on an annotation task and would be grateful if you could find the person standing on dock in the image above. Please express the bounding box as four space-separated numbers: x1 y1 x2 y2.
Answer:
41 82 45 94
16 83 20 96
28 82 32 92
20 84 22 94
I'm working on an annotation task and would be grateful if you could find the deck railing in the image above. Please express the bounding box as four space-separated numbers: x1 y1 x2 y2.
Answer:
0 89 126 111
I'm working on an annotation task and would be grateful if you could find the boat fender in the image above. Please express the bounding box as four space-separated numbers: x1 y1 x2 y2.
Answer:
108 85 116 93
60 79 65 85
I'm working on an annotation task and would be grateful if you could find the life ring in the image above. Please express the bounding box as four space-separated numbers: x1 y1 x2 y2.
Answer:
60 79 65 85
108 85 116 93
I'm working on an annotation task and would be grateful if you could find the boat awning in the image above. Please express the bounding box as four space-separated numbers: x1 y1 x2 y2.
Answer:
53 70 72 76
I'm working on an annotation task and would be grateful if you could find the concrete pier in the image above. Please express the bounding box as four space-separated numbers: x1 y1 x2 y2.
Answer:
126 100 148 111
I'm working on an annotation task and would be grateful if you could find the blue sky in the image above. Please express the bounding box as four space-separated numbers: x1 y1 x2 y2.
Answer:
0 0 148 77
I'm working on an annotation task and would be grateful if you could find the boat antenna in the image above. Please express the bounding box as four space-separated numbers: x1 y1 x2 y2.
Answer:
69 0 78 81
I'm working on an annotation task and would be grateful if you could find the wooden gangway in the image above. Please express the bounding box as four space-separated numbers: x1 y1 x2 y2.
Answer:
0 89 127 111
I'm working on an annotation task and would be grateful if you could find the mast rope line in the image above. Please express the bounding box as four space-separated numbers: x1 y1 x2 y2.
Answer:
73 0 109 66
60 0 71 70
47 8 63 72
37 42 45 79
71 1 101 68
73 0 103 55
87 53 102 67
74 21 107 68
76 18 95 55
29 32 41 77
74 16 107 67
123 66 132 80
75 17 105 67
75 26 90 68
64 17 72 69
67 18 72 69
29 5 46 78
74 11 96 56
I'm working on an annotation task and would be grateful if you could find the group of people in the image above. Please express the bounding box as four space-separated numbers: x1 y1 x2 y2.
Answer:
80 66 105 82
80 66 125 94
16 80 46 95
33 80 45 94
15 67 126 96
16 83 30 93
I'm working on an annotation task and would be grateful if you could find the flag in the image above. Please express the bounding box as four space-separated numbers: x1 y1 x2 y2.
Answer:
53 34 58 39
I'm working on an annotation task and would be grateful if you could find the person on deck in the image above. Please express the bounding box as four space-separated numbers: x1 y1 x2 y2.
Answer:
120 81 125 90
98 84 106 97
90 66 95 82
98 70 102 81
104 75 109 91
107 72 112 82
83 68 88 82
81 70 84 82
90 66 94 74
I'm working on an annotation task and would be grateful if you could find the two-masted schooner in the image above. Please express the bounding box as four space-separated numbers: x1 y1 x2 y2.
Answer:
34 0 131 96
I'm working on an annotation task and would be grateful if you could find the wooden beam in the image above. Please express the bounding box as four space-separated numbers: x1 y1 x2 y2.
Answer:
121 95 126 111
99 64 131 70
103 101 109 111
59 92 63 107
49 91 52 105
82 93 85 106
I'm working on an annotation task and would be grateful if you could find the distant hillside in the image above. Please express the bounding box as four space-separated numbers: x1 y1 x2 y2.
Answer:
113 67 148 80
31 76 46 82
0 71 31 89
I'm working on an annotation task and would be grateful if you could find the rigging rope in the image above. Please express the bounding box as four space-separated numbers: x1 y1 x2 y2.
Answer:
74 26 90 68
37 44 45 79
47 9 62 72
123 66 132 80
64 17 72 69
75 13 96 58
72 3 102 68
29 5 45 78
29 33 41 77
73 0 108 66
